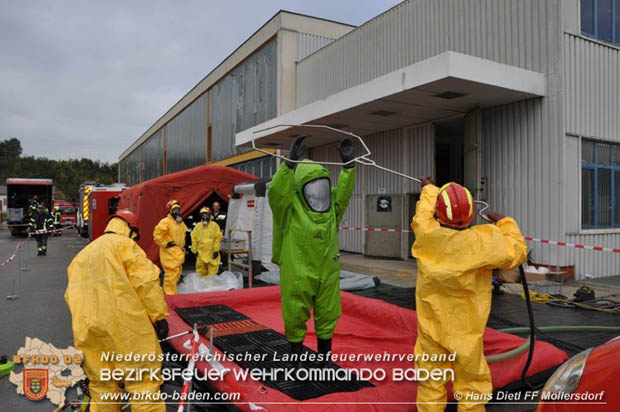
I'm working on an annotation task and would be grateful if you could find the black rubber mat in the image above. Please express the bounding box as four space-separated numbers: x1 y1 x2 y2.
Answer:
214 329 373 400
176 304 249 326
175 305 373 400
354 284 415 309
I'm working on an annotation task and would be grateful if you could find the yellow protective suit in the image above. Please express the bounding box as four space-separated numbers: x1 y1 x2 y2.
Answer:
153 214 187 295
191 220 222 276
65 218 168 412
411 185 527 412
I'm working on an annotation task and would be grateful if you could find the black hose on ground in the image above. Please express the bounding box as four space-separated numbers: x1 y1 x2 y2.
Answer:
519 264 537 390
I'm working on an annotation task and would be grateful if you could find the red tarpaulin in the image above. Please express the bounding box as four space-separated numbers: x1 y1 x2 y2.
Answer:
165 287 569 411
118 165 256 264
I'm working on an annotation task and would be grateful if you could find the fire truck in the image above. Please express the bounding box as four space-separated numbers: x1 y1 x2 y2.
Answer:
77 182 102 238
6 178 54 236
88 184 126 241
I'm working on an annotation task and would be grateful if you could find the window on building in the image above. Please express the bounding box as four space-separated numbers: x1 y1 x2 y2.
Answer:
581 0 620 46
582 139 620 229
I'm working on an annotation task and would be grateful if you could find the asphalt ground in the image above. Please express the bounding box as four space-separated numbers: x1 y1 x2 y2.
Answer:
0 228 84 411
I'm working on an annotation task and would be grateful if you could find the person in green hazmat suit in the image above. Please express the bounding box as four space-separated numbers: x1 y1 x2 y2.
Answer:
269 136 356 357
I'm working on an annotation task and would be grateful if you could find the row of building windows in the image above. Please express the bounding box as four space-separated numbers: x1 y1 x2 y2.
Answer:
581 0 620 46
582 139 620 229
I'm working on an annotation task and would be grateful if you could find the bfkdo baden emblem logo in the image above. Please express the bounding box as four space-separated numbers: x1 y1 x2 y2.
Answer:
23 369 48 401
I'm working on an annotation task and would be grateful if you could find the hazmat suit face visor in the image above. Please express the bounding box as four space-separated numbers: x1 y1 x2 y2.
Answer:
170 207 182 223
201 213 210 225
129 227 140 242
302 177 331 213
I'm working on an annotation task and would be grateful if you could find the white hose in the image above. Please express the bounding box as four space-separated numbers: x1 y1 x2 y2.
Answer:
252 123 494 219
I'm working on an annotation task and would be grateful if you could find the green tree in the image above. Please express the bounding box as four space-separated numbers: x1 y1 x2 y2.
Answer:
0 137 23 157
0 137 118 200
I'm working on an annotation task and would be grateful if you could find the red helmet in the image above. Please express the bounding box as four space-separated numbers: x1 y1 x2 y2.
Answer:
108 209 140 240
166 200 180 212
435 182 475 228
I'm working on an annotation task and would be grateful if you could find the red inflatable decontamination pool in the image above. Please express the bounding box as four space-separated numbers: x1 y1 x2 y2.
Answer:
165 287 568 411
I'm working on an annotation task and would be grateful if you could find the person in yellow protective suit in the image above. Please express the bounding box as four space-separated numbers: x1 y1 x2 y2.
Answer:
191 206 222 276
411 179 527 412
65 210 168 412
153 200 187 295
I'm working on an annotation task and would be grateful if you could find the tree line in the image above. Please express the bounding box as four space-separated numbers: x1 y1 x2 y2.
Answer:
0 138 117 202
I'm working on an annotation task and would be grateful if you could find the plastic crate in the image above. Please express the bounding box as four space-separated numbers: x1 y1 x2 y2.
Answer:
529 280 562 295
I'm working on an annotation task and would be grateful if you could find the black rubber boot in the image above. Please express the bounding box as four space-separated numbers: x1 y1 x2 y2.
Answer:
317 338 332 367
289 341 304 370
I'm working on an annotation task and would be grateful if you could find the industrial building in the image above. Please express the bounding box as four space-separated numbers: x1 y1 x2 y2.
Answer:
120 1 620 279
118 11 354 181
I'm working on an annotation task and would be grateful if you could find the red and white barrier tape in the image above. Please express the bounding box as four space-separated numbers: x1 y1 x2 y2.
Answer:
340 227 620 254
28 225 77 237
0 241 24 268
341 226 410 233
524 236 620 254
1 225 79 270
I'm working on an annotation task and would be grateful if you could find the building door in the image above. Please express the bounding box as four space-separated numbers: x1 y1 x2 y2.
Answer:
435 118 464 186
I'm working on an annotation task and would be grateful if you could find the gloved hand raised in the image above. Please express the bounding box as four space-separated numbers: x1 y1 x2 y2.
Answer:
420 177 435 188
339 138 355 168
154 319 169 340
285 136 308 168
166 241 176 248
485 211 506 223
213 251 219 259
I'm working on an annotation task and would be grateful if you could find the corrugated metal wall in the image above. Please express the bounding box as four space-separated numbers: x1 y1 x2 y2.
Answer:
210 39 277 161
564 34 620 141
481 95 566 268
563 33 620 278
310 124 434 253
166 94 206 174
566 233 620 277
125 149 142 187
119 160 127 185
140 129 163 181
297 0 559 107
230 156 277 179
296 33 334 61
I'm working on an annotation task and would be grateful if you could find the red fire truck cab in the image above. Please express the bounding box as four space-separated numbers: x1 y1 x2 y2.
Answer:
88 185 126 241
53 200 77 226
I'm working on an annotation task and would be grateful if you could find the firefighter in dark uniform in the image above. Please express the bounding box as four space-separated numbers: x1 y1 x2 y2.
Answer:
30 204 54 255
211 201 227 231
211 201 227 271
53 205 62 236
27 195 39 218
